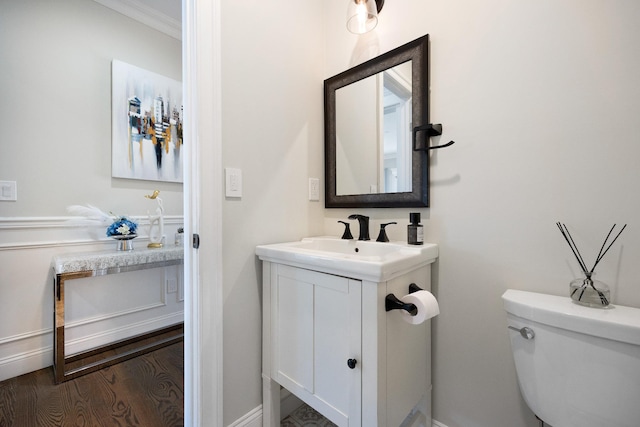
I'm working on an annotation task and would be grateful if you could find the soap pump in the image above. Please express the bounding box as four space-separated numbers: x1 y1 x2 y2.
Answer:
407 213 424 245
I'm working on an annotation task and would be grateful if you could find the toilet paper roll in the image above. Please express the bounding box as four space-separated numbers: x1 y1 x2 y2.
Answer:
399 290 440 325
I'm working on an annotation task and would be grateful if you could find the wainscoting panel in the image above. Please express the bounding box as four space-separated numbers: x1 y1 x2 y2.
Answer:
0 216 184 381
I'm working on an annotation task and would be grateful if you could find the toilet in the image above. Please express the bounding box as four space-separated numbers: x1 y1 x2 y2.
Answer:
502 289 640 427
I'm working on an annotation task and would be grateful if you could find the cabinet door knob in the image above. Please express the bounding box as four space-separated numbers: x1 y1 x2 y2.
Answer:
347 358 357 369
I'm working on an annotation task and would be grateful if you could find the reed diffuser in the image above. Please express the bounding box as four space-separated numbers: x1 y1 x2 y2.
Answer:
556 222 626 308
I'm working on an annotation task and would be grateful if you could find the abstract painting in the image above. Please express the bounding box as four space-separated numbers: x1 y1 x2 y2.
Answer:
112 60 183 183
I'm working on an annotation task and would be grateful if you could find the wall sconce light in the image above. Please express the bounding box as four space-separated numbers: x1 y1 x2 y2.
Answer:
347 0 384 34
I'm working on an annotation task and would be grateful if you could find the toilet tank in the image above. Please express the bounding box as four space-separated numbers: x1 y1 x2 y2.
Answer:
502 290 640 427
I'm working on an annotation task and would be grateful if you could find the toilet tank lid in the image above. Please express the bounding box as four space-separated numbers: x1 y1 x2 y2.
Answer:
502 289 640 346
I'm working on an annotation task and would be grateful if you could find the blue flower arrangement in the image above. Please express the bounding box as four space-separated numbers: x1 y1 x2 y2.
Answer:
106 216 138 237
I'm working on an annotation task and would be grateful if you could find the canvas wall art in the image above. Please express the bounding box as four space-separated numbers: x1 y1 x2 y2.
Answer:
112 60 183 183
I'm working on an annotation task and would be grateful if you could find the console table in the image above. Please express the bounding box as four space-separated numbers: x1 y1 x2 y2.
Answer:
52 246 184 383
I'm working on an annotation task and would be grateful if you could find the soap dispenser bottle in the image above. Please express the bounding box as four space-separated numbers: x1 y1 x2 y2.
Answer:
407 213 424 245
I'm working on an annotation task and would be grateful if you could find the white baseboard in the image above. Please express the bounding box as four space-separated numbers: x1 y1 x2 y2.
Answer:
0 346 53 382
433 420 449 427
227 388 302 427
0 314 183 382
227 405 262 427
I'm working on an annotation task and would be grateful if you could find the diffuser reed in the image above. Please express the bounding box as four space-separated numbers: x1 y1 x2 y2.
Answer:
556 222 626 307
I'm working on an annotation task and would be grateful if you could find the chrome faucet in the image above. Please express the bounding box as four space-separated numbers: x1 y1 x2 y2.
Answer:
348 214 370 241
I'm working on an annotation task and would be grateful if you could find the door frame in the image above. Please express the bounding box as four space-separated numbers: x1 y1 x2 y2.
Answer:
183 0 223 425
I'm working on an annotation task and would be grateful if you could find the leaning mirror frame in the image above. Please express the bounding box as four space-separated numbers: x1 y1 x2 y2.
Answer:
324 35 430 208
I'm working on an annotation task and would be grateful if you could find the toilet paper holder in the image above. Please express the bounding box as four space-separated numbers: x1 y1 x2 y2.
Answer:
408 283 422 294
385 283 424 316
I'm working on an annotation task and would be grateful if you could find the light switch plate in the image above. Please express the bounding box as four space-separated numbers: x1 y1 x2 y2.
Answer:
309 178 320 201
0 181 17 201
225 168 242 198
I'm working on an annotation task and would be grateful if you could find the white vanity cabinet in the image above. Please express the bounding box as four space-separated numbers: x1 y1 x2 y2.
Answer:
258 239 437 427
265 264 362 426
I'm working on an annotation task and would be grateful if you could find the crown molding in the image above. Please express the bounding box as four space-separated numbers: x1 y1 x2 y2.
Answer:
93 0 181 40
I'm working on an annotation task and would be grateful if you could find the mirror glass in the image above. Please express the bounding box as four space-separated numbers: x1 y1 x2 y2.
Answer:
325 35 430 208
335 61 412 195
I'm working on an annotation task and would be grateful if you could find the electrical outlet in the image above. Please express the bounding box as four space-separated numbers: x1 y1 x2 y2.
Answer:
167 277 178 293
309 178 320 201
0 181 17 201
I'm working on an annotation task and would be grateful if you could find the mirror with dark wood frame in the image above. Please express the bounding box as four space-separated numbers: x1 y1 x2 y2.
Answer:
324 35 430 208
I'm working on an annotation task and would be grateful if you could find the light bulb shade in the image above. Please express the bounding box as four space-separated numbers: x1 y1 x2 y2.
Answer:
346 0 378 34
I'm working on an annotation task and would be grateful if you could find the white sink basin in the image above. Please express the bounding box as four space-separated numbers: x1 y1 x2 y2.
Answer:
256 236 438 282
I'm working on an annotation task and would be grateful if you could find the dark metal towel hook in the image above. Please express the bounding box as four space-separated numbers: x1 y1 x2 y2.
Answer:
430 140 456 150
413 123 456 151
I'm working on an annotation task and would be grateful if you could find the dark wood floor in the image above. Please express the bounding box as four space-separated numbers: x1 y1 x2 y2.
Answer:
0 342 183 427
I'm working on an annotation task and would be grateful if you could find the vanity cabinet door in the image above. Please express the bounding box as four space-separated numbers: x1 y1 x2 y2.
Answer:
271 264 362 427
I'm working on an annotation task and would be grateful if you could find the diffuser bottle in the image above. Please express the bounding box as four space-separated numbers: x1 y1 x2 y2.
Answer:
408 213 424 245
569 273 610 308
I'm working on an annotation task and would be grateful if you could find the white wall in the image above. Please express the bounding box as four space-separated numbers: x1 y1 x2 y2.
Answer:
0 0 184 381
323 1 640 426
0 0 183 217
219 0 325 424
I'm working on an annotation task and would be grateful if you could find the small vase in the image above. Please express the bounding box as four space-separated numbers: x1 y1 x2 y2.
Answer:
112 234 137 251
570 273 610 308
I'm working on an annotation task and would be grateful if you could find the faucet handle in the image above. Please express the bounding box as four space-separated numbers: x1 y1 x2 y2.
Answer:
338 221 354 240
376 222 397 242
348 214 369 220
